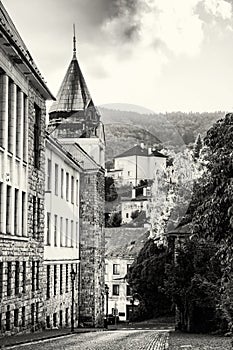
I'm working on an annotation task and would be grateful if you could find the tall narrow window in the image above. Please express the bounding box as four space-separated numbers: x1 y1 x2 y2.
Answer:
22 261 26 293
31 303 35 326
36 261 39 290
61 169 64 198
7 79 14 153
0 73 4 147
14 309 19 327
32 261 35 292
37 197 40 234
23 95 27 161
22 306 25 327
71 176 74 204
76 222 79 249
22 192 26 236
7 262 12 296
36 302 39 324
112 284 120 296
47 159 51 191
32 196 37 237
0 262 3 299
14 189 19 235
60 217 63 247
54 265 57 296
34 104 41 169
66 172 69 201
16 87 21 158
46 213 51 245
76 180 79 206
54 214 58 247
71 220 74 248
113 264 120 275
6 310 10 331
6 185 11 234
65 264 69 293
60 265 63 294
47 265 50 299
55 164 58 195
15 261 20 295
65 219 68 247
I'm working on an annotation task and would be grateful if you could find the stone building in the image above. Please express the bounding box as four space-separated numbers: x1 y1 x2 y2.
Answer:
48 34 105 327
44 135 82 329
0 3 54 336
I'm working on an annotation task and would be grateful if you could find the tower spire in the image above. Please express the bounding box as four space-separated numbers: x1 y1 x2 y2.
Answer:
73 23 76 59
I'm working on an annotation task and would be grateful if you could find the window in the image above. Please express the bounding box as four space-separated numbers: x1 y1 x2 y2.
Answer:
47 159 51 191
65 308 69 326
46 213 51 245
113 264 120 275
22 306 25 327
16 87 21 158
31 303 35 326
23 95 27 161
36 261 39 290
55 164 58 195
7 79 14 153
128 171 130 176
32 196 37 237
61 169 64 198
36 302 39 324
60 265 63 294
54 265 57 296
65 264 69 293
32 261 35 292
34 104 41 169
112 284 119 296
6 185 11 234
71 220 74 247
22 261 26 293
76 180 79 206
66 173 69 201
0 262 3 299
37 197 41 233
14 309 19 327
22 192 26 236
126 213 129 218
14 189 19 235
7 262 12 296
59 310 63 327
54 214 58 247
65 219 68 247
127 264 131 274
60 217 63 247
126 285 131 296
6 310 10 331
47 265 50 299
76 222 79 248
71 176 74 204
15 261 20 295
53 313 57 327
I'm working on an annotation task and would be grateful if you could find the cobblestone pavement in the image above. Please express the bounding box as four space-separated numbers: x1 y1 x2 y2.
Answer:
8 330 169 350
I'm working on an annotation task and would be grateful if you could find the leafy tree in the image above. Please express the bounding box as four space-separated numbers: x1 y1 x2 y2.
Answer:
131 210 140 220
127 239 173 319
193 133 203 159
105 177 118 202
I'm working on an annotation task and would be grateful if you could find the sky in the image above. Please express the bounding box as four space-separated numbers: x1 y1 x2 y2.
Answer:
3 0 233 113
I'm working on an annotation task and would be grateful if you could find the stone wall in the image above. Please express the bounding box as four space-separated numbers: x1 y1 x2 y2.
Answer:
79 169 105 327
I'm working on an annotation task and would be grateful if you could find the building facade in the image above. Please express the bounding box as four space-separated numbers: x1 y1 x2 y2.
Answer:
44 135 82 329
48 36 106 327
0 3 54 336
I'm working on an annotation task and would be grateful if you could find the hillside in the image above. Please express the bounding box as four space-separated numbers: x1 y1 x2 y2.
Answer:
100 107 225 160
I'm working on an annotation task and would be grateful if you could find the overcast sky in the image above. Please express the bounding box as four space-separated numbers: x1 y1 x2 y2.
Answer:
3 0 233 112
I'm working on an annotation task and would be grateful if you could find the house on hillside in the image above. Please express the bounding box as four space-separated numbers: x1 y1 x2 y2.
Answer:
107 143 167 187
105 228 149 322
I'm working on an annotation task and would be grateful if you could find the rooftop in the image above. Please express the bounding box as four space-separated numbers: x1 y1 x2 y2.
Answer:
115 144 166 159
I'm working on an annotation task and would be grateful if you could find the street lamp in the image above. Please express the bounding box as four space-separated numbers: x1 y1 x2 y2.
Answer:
70 268 77 332
105 284 109 329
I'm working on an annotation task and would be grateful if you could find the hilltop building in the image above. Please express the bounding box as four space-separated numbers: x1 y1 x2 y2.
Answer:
48 32 106 327
107 143 166 187
0 2 54 335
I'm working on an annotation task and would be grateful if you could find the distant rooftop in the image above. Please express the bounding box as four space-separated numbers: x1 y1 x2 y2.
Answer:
115 144 166 159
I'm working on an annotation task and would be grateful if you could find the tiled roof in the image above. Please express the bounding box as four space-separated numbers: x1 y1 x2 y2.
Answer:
115 145 166 159
49 54 92 114
105 227 149 258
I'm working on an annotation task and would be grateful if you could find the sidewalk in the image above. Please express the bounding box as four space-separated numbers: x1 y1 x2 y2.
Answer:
0 327 103 348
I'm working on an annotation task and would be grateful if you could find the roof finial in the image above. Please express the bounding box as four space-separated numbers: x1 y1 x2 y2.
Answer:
73 23 76 59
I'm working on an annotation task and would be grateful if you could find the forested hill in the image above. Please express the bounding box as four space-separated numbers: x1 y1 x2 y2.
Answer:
99 107 225 161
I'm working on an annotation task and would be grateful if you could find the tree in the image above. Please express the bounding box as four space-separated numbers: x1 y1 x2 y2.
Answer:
105 177 118 202
193 133 203 159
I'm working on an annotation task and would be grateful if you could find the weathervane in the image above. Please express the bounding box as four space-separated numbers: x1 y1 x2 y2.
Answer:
73 23 76 58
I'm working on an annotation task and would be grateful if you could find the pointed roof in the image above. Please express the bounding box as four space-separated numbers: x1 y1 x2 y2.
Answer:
49 29 93 114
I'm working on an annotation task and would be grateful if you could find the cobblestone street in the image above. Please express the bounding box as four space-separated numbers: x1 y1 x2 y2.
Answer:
9 330 169 350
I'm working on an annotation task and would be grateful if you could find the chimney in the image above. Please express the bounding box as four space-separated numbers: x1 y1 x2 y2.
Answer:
148 147 152 155
140 142 144 149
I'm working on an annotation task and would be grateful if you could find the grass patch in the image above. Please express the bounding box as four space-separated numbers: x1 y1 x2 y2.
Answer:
169 331 232 349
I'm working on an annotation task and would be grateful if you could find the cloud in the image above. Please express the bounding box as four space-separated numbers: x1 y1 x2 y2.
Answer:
203 0 232 19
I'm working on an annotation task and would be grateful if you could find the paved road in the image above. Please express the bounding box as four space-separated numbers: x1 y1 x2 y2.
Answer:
10 330 169 350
